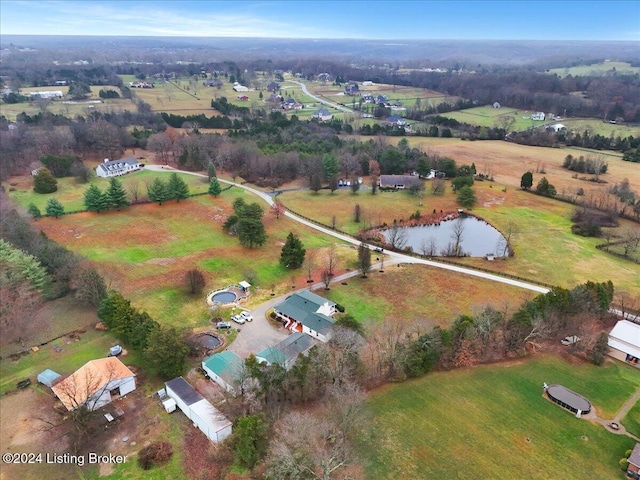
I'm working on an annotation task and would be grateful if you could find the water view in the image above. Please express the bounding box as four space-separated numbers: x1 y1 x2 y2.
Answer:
381 216 508 257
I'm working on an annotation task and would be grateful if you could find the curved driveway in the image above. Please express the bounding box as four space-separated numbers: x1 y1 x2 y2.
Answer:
146 164 549 295
288 80 354 114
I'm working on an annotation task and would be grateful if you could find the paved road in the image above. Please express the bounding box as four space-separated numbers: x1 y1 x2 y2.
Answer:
288 80 354 114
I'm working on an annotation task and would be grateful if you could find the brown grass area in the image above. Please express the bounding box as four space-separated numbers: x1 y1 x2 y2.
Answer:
406 138 640 195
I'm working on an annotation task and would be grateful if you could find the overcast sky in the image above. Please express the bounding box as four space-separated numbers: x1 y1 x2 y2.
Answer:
1 0 639 41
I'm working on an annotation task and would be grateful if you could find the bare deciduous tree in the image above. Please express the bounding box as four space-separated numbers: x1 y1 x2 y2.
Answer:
386 220 408 250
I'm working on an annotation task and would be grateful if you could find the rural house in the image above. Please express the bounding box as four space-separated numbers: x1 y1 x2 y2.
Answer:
379 174 420 189
237 95 250 101
607 320 640 368
385 115 407 127
345 81 360 95
95 157 141 178
531 112 546 121
202 351 245 393
281 97 302 110
232 83 249 92
492 102 501 108
51 357 136 412
164 377 232 443
628 443 640 478
547 123 566 132
312 108 333 121
266 81 280 92
273 290 337 342
256 332 316 369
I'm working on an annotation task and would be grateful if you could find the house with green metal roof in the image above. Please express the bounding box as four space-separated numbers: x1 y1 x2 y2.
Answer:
202 351 245 393
256 332 316 369
273 290 337 342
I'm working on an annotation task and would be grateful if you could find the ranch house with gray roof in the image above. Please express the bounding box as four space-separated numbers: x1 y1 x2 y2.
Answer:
255 332 316 369
273 290 337 342
95 157 141 178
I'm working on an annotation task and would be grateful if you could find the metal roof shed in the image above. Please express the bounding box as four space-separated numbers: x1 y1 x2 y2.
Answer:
37 369 61 387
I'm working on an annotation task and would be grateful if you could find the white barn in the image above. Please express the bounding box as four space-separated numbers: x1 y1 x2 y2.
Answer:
165 377 232 443
51 357 136 412
608 320 640 368
96 157 141 178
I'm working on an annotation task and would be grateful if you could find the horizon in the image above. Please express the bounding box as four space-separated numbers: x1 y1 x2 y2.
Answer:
1 0 639 41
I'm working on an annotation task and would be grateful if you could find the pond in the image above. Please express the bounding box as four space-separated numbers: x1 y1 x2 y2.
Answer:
196 333 222 349
381 216 508 257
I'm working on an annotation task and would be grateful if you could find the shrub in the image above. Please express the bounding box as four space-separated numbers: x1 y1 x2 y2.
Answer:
138 442 173 470
619 457 629 472
33 168 58 194
571 222 602 237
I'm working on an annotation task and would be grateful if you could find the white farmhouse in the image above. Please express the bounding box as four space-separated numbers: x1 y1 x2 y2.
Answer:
95 157 141 178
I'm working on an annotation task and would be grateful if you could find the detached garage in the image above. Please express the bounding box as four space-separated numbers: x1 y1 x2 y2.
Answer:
165 377 232 443
608 320 640 368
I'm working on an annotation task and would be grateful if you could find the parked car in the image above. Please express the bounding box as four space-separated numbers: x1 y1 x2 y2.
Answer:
216 321 232 329
561 335 580 346
109 345 123 357
239 311 253 322
374 247 384 253
231 314 246 325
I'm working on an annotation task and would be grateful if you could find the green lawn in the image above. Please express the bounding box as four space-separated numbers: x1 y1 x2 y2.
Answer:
548 62 640 77
623 400 640 438
5 169 211 213
362 356 640 479
560 118 640 138
439 105 542 131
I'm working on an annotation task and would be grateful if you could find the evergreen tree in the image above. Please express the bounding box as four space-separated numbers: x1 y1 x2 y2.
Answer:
33 168 58 194
147 178 169 205
457 186 477 209
207 162 217 180
280 232 306 268
238 218 267 248
322 152 339 181
27 203 41 218
535 177 557 197
520 171 533 190
106 177 129 209
84 184 108 212
167 172 190 202
232 414 269 468
45 198 64 217
358 242 372 277
208 177 222 196
310 174 322 193
145 326 189 379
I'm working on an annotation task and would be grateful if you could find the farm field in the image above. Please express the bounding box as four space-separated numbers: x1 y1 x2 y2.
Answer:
559 118 640 138
5 168 211 213
28 184 352 326
362 355 640 479
547 61 640 77
403 137 640 195
315 264 536 327
0 85 135 120
278 183 640 298
439 105 555 131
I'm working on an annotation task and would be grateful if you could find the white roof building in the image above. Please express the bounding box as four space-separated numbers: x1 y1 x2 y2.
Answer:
95 157 141 178
608 320 640 368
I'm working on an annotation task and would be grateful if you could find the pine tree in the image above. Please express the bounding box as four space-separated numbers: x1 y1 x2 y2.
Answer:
280 232 306 268
147 178 168 205
33 168 58 194
106 177 129 209
167 172 189 202
84 184 108 212
27 203 41 218
238 218 267 248
208 177 222 196
207 162 217 181
45 198 64 218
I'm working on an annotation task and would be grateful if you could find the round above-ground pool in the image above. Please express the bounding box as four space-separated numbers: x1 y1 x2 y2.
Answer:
546 384 591 414
206 288 239 307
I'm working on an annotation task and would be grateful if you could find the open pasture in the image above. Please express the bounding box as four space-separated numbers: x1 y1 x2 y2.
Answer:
0 85 135 120
548 61 640 77
316 263 536 327
559 118 640 138
439 105 545 131
5 168 210 213
362 355 640 479
31 186 349 326
278 182 640 297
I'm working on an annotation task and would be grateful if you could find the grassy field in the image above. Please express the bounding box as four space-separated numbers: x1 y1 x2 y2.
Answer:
0 85 135 120
315 264 536 328
4 168 211 213
278 181 640 298
559 118 640 137
362 355 640 479
623 400 640 438
440 105 554 131
548 61 640 77
26 182 351 326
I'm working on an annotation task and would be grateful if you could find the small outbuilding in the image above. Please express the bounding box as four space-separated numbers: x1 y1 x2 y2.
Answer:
37 369 61 388
608 320 640 368
202 351 245 393
165 377 232 443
